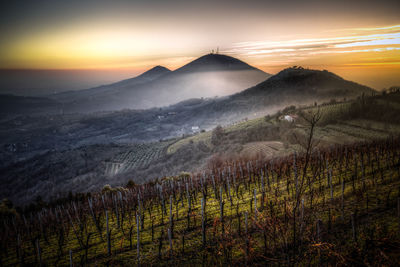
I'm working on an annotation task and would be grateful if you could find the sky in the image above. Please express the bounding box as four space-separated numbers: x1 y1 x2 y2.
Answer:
0 0 399 94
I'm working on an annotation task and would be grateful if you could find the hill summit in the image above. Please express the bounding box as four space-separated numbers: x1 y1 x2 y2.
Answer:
266 66 349 88
174 53 259 73
238 66 374 98
115 65 171 86
130 65 170 81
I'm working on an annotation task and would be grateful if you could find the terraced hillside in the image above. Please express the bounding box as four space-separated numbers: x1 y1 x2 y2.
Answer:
105 140 175 176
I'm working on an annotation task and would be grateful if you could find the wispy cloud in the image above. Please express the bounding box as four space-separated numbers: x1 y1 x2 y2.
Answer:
335 32 400 48
223 25 400 63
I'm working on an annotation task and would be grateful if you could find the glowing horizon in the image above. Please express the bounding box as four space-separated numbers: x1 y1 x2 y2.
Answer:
0 0 399 90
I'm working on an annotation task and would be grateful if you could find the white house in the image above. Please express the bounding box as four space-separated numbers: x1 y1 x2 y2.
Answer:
191 126 200 133
284 115 295 122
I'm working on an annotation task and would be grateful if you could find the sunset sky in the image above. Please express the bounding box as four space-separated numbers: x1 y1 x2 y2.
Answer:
1 0 399 93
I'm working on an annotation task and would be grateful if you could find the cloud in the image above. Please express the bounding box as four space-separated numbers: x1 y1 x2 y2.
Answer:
224 25 400 60
335 33 400 48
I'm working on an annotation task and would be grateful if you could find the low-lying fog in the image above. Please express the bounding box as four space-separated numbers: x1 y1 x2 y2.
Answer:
108 69 269 110
48 69 269 113
0 69 142 96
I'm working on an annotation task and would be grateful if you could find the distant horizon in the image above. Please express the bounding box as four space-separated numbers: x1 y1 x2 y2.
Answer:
1 0 399 94
0 53 398 96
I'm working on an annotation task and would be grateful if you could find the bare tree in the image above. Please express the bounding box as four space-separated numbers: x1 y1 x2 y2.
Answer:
290 108 323 248
293 108 323 206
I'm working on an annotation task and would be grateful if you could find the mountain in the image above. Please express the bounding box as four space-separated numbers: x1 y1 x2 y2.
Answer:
218 67 375 113
173 53 261 73
240 67 373 97
121 65 171 83
52 65 171 103
52 54 270 113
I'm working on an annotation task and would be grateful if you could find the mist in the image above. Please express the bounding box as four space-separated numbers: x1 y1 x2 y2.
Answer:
120 69 270 109
52 68 269 113
0 69 141 96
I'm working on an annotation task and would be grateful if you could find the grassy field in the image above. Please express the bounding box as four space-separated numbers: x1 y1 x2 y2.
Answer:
167 131 212 154
1 137 400 266
167 117 273 155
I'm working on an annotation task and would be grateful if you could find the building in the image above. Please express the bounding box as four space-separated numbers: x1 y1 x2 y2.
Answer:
283 115 295 122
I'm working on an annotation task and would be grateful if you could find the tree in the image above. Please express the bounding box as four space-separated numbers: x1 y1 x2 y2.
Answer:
126 180 137 189
102 184 113 194
291 108 323 248
293 108 323 206
211 125 224 146
295 109 322 153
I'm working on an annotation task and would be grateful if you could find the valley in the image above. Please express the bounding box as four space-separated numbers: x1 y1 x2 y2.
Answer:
2 87 400 205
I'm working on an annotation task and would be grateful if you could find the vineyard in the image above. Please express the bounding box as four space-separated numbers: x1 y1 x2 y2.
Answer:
302 101 353 124
241 141 286 157
1 137 400 266
105 140 174 176
324 124 391 140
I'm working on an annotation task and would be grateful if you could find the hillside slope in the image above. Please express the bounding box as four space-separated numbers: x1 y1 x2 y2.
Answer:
1 138 399 265
222 67 375 113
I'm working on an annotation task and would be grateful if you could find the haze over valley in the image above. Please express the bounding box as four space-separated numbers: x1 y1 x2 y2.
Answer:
0 54 381 203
